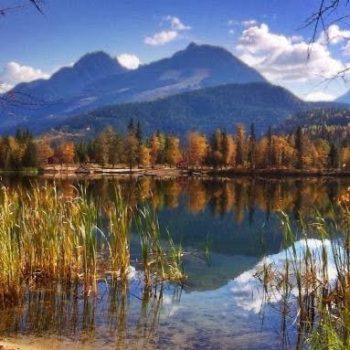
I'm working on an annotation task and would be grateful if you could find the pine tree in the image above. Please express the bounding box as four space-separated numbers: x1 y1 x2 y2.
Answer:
248 123 256 169
328 143 339 169
124 134 139 169
295 126 304 169
22 140 38 167
267 126 274 168
136 121 142 142
127 118 135 136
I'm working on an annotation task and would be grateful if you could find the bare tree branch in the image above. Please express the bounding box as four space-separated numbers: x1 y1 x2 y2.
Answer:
304 1 350 77
0 0 43 17
0 0 45 109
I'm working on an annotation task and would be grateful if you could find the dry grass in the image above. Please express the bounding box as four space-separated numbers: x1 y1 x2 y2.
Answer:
0 184 185 305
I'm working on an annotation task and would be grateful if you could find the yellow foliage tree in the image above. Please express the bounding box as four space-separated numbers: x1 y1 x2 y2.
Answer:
166 136 182 166
139 144 151 167
188 132 208 167
36 138 54 165
149 134 161 166
57 143 75 164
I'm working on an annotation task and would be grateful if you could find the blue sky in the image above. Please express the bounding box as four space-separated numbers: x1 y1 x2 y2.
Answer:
1 0 350 100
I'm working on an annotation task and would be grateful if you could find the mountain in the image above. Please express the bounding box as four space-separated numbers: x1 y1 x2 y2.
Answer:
53 82 312 138
0 43 266 133
85 42 267 103
12 51 126 101
0 51 126 132
336 91 350 104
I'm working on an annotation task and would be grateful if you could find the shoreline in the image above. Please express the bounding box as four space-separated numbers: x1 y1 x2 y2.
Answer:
0 337 97 350
1 165 350 179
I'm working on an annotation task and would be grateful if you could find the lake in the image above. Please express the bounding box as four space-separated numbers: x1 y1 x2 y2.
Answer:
0 175 348 350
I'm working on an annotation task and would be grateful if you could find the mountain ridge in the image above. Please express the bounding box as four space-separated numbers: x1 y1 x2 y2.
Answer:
0 43 268 133
52 82 322 138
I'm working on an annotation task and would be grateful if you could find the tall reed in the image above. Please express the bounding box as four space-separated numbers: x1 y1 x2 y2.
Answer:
135 205 185 286
257 202 350 349
0 184 185 305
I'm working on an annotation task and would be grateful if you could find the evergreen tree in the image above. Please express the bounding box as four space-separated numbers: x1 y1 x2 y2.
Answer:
295 126 304 169
22 140 38 167
248 123 256 169
136 121 142 142
328 143 339 169
127 118 135 136
267 126 274 168
124 134 139 169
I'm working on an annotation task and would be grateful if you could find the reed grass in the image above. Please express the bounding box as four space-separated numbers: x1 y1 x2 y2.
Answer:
135 206 186 286
0 184 185 305
257 201 350 349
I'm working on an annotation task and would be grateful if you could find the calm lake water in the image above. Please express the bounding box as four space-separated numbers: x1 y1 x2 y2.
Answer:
0 175 349 350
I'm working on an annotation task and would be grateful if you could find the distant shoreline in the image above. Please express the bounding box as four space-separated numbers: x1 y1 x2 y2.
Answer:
1 165 350 179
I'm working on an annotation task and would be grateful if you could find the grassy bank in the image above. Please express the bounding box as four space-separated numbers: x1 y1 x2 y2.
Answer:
0 167 39 175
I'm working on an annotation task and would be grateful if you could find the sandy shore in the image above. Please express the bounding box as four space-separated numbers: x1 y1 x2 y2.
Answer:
0 338 95 350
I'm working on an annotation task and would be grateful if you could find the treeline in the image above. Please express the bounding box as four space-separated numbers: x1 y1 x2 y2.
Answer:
0 129 75 170
1 121 350 171
280 108 350 141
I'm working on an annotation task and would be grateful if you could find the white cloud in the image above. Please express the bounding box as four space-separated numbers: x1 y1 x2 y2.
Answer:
318 24 350 46
145 15 190 46
164 16 191 31
304 91 336 101
144 30 178 46
0 82 13 94
227 19 239 27
236 22 345 83
242 19 257 27
117 53 141 70
0 61 49 92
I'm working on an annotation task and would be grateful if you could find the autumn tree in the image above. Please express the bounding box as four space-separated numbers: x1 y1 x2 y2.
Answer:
341 146 350 169
139 144 151 167
210 129 224 168
313 139 330 169
222 132 235 167
235 124 247 167
149 134 161 167
165 136 182 167
272 136 295 168
188 132 208 167
36 138 54 165
0 137 13 169
56 143 75 164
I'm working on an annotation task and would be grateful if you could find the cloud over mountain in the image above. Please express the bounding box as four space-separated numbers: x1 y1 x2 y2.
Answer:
236 22 344 83
0 62 49 92
117 53 141 70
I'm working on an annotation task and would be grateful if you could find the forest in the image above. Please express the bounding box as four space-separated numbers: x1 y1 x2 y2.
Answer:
1 119 350 172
